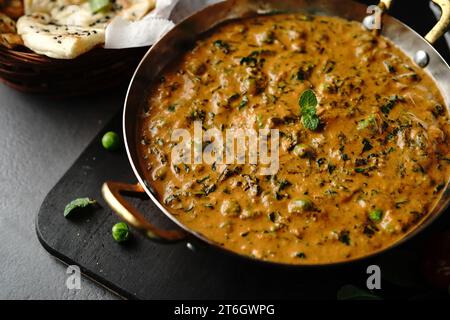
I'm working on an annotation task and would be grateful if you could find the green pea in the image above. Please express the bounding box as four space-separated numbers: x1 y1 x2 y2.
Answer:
293 144 313 158
102 131 121 151
220 200 241 217
369 209 383 223
288 198 313 213
112 222 129 242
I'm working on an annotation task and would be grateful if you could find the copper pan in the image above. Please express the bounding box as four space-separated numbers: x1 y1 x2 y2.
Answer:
102 0 450 267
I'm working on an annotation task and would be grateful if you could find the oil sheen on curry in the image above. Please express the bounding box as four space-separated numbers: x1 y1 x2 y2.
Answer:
139 14 450 264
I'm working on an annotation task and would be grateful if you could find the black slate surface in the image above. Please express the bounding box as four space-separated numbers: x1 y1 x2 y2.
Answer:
36 113 450 300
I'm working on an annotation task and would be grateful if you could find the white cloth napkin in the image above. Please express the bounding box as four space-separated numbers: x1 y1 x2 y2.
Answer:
105 0 223 49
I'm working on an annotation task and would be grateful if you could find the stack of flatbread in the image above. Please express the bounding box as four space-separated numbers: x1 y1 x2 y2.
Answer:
0 0 155 58
0 0 24 48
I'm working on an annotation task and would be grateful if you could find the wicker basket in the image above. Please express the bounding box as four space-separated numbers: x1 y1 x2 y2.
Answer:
0 46 148 96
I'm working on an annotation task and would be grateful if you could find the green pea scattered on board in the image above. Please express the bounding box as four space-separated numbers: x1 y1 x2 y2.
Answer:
112 222 130 243
102 131 121 151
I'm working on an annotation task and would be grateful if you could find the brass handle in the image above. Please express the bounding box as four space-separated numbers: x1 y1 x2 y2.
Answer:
102 181 187 242
379 0 393 10
426 0 450 44
377 0 450 44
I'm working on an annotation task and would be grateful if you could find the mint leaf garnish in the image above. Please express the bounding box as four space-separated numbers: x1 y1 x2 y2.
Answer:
64 198 97 217
299 89 320 131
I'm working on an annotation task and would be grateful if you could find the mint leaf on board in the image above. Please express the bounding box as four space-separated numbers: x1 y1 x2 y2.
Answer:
337 285 382 300
299 89 320 131
64 198 97 217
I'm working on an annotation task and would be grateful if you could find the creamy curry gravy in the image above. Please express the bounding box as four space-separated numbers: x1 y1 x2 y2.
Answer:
139 14 450 264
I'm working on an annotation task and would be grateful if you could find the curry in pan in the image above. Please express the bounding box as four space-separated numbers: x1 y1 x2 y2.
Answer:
138 14 450 264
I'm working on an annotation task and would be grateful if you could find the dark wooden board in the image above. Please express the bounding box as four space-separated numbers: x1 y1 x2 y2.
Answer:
36 113 450 300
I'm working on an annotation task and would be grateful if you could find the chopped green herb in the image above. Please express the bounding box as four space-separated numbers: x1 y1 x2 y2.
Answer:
203 184 217 195
228 93 240 103
296 63 314 81
299 14 313 21
192 190 206 197
362 138 373 153
434 182 445 194
187 109 206 122
164 194 179 205
380 95 401 116
262 30 275 44
341 153 350 161
184 203 194 212
339 230 351 245
256 114 264 128
196 175 210 184
240 56 258 67
295 252 307 259
213 40 231 54
277 179 291 191
322 59 335 73
432 104 446 118
357 115 376 131
324 189 338 196
395 200 408 209
317 158 326 167
268 211 278 222
328 164 336 174
238 95 248 110
243 174 261 196
368 209 383 223
383 61 395 73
